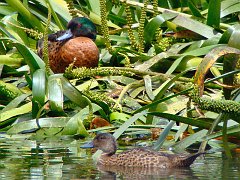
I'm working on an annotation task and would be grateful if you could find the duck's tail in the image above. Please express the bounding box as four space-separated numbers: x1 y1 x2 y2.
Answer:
174 152 204 167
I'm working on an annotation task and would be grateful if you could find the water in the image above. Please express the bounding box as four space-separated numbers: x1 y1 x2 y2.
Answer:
0 134 240 179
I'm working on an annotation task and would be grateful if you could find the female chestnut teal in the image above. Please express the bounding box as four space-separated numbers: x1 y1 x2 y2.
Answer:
81 133 203 168
37 17 99 73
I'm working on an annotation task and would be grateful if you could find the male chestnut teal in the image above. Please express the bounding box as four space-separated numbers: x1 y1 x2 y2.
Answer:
37 17 99 73
81 133 203 168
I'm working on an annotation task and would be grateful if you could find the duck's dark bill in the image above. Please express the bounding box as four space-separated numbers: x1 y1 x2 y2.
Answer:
57 29 73 41
80 141 94 148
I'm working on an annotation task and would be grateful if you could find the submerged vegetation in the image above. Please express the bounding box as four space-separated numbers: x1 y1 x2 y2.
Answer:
0 0 240 156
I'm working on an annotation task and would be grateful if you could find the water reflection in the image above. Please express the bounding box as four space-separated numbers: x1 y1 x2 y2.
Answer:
0 134 240 179
98 154 240 180
98 165 197 180
0 135 97 179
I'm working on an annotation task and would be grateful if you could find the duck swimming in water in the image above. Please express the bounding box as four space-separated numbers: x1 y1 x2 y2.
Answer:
37 17 99 73
81 133 203 168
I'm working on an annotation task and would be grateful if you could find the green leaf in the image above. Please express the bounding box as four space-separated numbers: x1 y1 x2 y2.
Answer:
46 1 64 30
175 123 188 141
61 113 84 136
5 0 45 32
0 38 45 72
48 75 64 113
171 129 208 152
89 12 120 29
221 0 240 18
32 69 46 105
146 70 188 124
0 80 23 101
188 0 204 18
144 75 154 100
130 86 145 98
110 112 131 122
222 54 239 99
109 35 130 44
7 117 69 134
148 112 216 129
204 124 240 140
207 0 221 28
35 0 71 22
0 54 23 67
183 44 223 56
0 102 32 122
219 25 236 44
113 112 146 139
2 14 29 45
61 110 89 137
154 120 175 150
0 4 15 16
0 94 29 113
144 15 166 44
88 0 100 15
134 52 172 71
62 104 102 136
176 56 203 72
60 76 89 108
133 88 192 114
32 69 46 117
228 24 240 49
172 15 222 39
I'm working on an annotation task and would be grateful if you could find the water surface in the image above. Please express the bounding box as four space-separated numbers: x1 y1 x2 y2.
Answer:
0 134 240 179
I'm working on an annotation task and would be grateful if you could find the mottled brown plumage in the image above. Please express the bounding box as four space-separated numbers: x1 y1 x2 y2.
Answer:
81 133 203 168
37 17 99 73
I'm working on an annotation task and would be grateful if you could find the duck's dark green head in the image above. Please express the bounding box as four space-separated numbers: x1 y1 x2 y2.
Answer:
57 17 97 41
81 133 117 155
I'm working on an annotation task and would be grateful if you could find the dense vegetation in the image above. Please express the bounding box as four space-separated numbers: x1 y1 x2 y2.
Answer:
0 0 240 156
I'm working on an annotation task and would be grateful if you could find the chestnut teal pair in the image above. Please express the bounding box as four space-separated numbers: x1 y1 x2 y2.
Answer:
37 17 99 73
81 133 203 168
